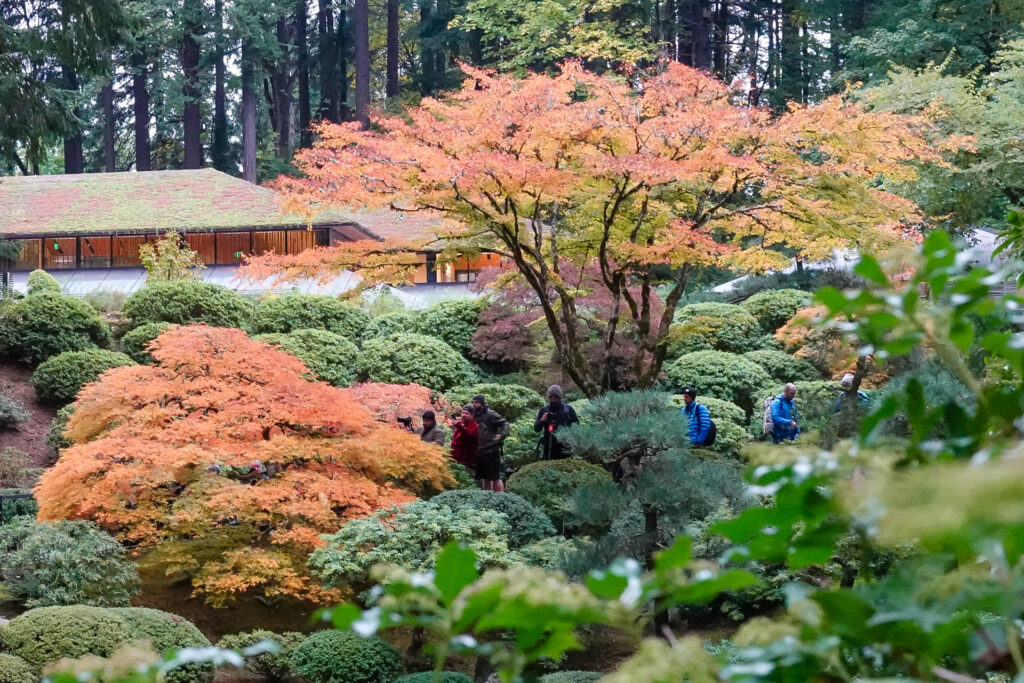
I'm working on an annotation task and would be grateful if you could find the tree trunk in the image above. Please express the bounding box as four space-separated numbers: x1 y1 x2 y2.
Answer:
691 0 712 69
712 0 729 75
62 66 84 174
336 2 349 120
354 0 370 128
297 0 312 147
419 0 436 93
275 15 295 157
101 82 116 172
386 0 400 97
318 0 339 122
181 0 203 169
132 53 152 171
774 0 801 108
212 0 230 171
241 42 258 183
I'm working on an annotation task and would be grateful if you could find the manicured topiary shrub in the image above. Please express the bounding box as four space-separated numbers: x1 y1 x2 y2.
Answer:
668 394 746 427
446 383 543 422
502 419 544 467
4 293 111 364
430 489 555 547
257 329 360 386
122 280 252 328
288 630 402 683
665 303 762 356
415 298 483 353
251 294 371 342
366 311 419 339
507 460 612 532
26 269 61 296
743 349 820 384
0 488 37 521
396 673 473 683
663 351 771 415
0 518 139 607
107 607 213 682
741 288 812 333
539 672 603 683
31 349 135 404
218 630 305 681
360 333 476 391
0 394 28 430
0 654 35 683
119 321 171 363
517 536 585 570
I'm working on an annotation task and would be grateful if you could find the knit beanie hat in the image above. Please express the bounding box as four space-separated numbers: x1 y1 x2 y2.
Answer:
422 410 435 421
840 374 855 389
472 394 486 405
548 384 563 399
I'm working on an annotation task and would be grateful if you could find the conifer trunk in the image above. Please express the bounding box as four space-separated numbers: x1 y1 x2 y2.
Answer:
241 42 258 183
212 0 230 171
297 0 312 147
132 53 152 171
354 0 370 128
101 82 116 172
181 0 202 168
386 0 400 97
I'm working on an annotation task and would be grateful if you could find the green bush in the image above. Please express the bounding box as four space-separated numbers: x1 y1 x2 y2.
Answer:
517 536 585 570
4 293 111 364
122 280 252 328
0 654 35 683
27 269 61 296
748 380 840 436
0 518 138 608
430 489 555 547
446 383 544 422
288 630 402 683
507 460 612 532
257 329 360 386
539 673 603 683
663 351 771 415
119 321 171 364
31 349 135 404
0 394 28 430
743 349 820 384
0 489 37 522
46 405 74 457
359 333 477 391
395 673 473 683
218 630 305 681
0 448 40 489
251 294 372 342
107 607 213 682
503 419 544 468
741 288 813 332
0 606 133 671
668 395 746 427
665 303 762 356
366 311 420 339
415 298 483 353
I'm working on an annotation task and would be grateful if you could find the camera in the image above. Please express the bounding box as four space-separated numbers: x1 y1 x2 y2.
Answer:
396 416 413 427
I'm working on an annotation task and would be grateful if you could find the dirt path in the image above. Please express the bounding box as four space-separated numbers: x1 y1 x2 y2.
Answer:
0 363 57 467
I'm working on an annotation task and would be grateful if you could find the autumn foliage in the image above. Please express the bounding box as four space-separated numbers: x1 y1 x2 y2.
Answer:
35 325 454 607
248 61 940 395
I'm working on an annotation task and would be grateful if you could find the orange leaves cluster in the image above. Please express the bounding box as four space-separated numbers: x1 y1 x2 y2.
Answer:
36 325 454 607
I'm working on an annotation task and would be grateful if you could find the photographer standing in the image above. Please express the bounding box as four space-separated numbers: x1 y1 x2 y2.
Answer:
415 410 446 446
472 394 509 492
534 385 579 460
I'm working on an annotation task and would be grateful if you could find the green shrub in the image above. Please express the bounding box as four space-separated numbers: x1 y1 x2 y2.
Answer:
119 322 171 364
507 460 612 532
46 405 74 457
122 280 252 328
4 293 111 364
288 630 402 683
309 501 516 592
107 607 213 682
517 536 585 570
663 351 771 415
668 395 746 427
877 361 973 438
503 419 544 468
31 349 135 404
395 673 473 683
0 654 35 683
0 394 28 430
430 489 555 547
539 672 603 683
0 518 139 608
0 448 39 489
359 333 477 391
743 349 820 384
251 293 372 343
0 606 133 671
748 380 840 436
665 303 762 356
446 383 544 422
366 311 420 339
257 329 360 386
26 270 61 296
0 489 37 522
741 288 813 332
415 298 483 353
218 630 305 681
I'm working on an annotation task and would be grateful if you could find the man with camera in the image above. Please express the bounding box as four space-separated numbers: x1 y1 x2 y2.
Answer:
398 410 446 446
534 385 579 460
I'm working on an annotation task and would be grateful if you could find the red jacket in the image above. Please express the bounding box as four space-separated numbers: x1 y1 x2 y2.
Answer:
450 420 479 468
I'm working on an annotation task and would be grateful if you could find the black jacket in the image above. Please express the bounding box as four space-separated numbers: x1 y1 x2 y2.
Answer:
534 402 579 460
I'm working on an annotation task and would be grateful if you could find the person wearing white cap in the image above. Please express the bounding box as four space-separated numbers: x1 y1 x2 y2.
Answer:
833 374 869 413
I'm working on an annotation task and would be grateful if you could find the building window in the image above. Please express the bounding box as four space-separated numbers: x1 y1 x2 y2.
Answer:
184 233 216 264
436 254 502 284
113 235 148 267
42 238 76 270
216 232 250 264
6 239 41 271
253 231 287 256
79 236 112 269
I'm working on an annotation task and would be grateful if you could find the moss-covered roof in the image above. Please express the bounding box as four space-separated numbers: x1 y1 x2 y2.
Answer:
0 169 363 236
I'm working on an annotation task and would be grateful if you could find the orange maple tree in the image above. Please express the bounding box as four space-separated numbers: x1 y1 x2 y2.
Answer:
245 62 942 395
342 382 456 427
35 325 454 607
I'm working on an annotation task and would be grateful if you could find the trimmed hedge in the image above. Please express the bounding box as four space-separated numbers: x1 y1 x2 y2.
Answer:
27 270 61 296
359 333 477 391
31 349 135 404
0 654 35 683
415 298 483 353
4 293 111 364
741 288 812 333
663 351 771 415
0 394 28 430
430 489 555 547
507 460 612 531
218 630 305 681
122 280 252 328
742 349 820 384
668 395 746 427
288 630 402 683
257 329 360 386
46 405 74 457
395 674 474 683
119 322 172 364
251 294 372 342
366 312 420 339
665 303 762 356
0 488 37 522
446 383 544 422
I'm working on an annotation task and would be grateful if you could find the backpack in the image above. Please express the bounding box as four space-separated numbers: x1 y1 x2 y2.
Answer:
762 396 776 435
704 419 717 447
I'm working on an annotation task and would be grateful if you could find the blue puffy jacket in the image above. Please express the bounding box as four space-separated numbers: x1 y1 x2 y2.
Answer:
771 394 799 440
682 402 711 446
